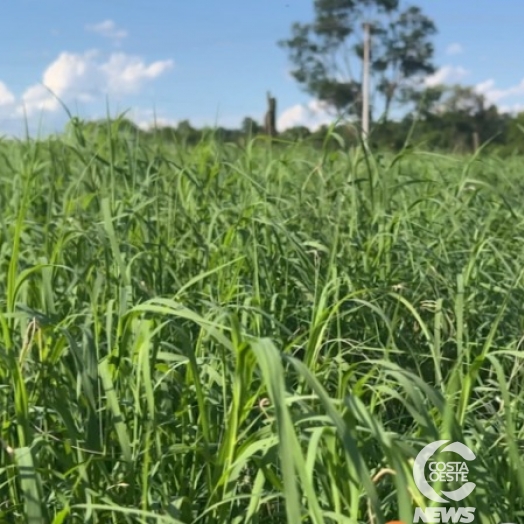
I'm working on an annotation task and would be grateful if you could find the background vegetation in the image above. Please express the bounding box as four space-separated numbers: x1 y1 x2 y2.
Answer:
97 98 524 156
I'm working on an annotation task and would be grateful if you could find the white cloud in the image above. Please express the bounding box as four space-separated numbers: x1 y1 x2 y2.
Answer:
475 79 496 95
278 100 333 131
20 85 60 114
86 20 128 43
136 116 178 130
446 43 463 56
101 53 174 95
18 50 174 116
475 78 524 104
0 81 15 106
498 102 524 114
425 65 469 87
127 107 178 130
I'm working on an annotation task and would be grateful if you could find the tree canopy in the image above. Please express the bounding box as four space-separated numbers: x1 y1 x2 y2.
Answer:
279 0 437 122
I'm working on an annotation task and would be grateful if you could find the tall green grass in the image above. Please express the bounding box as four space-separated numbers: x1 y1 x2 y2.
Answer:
0 118 523 523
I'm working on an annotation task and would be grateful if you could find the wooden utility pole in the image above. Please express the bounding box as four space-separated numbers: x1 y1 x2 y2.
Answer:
264 91 277 137
472 131 479 153
361 22 371 148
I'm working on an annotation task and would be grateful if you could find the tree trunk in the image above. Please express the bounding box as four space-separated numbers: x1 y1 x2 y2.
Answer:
472 131 479 153
264 92 277 137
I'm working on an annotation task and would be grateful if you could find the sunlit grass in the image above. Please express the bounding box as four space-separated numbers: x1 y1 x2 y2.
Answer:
0 117 523 523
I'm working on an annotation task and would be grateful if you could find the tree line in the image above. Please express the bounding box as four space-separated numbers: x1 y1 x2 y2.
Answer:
65 0 524 156
67 93 523 156
72 103 523 157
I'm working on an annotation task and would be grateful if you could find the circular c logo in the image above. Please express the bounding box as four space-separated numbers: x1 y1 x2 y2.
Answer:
413 440 476 503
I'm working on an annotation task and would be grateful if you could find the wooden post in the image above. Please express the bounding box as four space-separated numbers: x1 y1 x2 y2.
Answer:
362 22 371 148
472 131 479 153
264 92 277 137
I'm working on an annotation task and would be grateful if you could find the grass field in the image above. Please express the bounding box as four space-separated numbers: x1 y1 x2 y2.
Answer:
0 118 523 523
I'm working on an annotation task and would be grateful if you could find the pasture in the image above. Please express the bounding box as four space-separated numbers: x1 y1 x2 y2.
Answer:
0 121 523 523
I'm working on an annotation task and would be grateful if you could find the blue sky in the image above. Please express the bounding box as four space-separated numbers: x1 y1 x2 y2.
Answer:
0 0 523 136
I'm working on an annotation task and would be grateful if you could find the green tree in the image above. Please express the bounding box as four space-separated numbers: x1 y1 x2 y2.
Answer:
432 85 502 150
404 84 445 119
241 117 262 136
503 111 524 154
279 0 437 122
175 120 201 145
398 84 505 153
280 125 312 141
